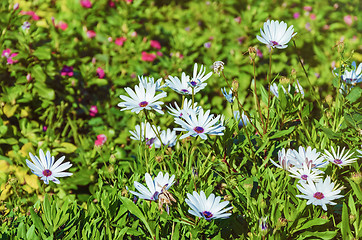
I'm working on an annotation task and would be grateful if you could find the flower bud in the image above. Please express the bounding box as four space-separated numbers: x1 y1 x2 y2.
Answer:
248 47 256 61
232 80 239 92
350 172 362 185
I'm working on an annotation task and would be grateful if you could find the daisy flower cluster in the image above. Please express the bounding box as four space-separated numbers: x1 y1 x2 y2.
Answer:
118 63 226 147
270 145 359 211
129 172 233 219
333 61 362 93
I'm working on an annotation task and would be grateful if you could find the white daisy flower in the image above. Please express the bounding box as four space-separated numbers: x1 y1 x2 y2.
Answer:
324 146 357 168
129 172 175 201
166 72 194 95
118 83 167 114
154 129 177 148
233 111 249 128
341 62 362 85
257 20 297 49
174 108 225 140
270 148 293 170
189 63 212 89
185 191 233 220
221 87 234 103
26 149 72 184
213 61 224 76
296 176 343 211
270 81 304 98
289 146 328 169
167 98 200 118
129 122 161 147
288 164 324 183
138 75 165 91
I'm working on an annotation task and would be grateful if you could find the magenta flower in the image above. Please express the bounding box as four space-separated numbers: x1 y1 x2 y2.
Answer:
43 126 47 132
157 51 163 56
13 3 19 10
310 14 316 20
87 30 96 38
20 11 40 20
109 0 115 7
141 52 156 62
96 67 105 79
303 6 312 11
61 65 74 77
95 134 107 146
80 0 92 8
58 21 68 31
150 40 161 50
234 16 241 24
115 37 127 46
256 48 263 58
89 105 98 117
293 12 300 19
2 49 18 64
344 15 353 26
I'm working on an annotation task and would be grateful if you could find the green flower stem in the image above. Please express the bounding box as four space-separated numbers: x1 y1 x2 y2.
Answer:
181 95 185 109
265 48 274 134
144 110 163 148
252 58 265 132
221 71 262 137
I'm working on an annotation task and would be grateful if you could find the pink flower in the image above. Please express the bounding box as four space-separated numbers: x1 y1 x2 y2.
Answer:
58 21 68 31
2 49 18 64
157 51 163 56
89 105 98 117
237 36 246 44
109 0 115 7
61 65 74 76
95 134 107 146
310 14 316 20
108 37 113 42
234 16 241 24
26 73 32 82
20 11 40 20
344 15 353 26
204 42 211 48
150 40 161 50
87 30 96 38
323 24 330 30
305 22 311 32
303 6 312 11
293 12 300 19
13 3 19 10
80 0 92 8
131 31 137 37
43 126 47 132
115 37 126 46
141 52 156 62
256 49 263 58
96 67 105 79
125 0 133 3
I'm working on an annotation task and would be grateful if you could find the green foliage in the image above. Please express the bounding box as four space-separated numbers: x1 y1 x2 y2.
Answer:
0 0 361 239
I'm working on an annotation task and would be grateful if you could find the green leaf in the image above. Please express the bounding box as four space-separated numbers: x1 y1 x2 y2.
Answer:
297 218 328 232
3 103 18 118
270 126 295 139
33 46 52 60
31 65 46 82
341 203 350 239
119 196 154 238
30 208 45 234
34 82 55 100
26 225 39 240
346 87 362 103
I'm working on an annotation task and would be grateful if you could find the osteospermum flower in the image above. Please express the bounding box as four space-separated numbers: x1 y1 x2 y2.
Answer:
342 62 362 85
213 61 224 76
289 146 328 169
221 87 234 103
324 146 357 168
138 75 165 91
296 176 343 211
129 122 160 147
174 108 225 140
26 149 72 184
270 148 293 170
233 111 249 129
118 83 167 114
257 20 297 49
189 63 212 89
270 81 304 98
154 129 177 148
129 172 175 201
167 98 200 118
288 164 324 183
185 191 233 220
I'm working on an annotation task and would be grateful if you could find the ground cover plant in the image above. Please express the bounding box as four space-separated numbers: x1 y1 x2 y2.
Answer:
0 0 361 239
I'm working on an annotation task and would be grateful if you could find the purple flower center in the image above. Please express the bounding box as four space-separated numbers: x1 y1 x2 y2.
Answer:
190 81 197 87
139 101 148 107
194 126 204 133
334 159 342 165
313 192 324 200
181 89 189 93
270 40 280 47
202 211 213 219
301 174 308 180
42 169 52 177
